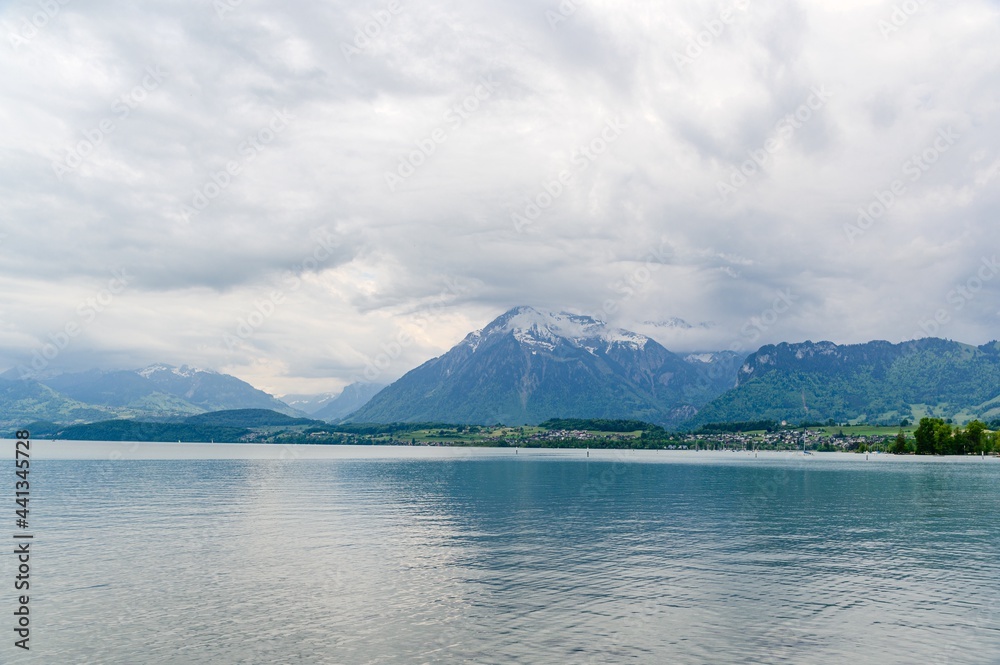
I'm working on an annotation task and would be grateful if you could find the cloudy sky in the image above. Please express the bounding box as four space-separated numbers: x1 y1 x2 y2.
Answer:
1 0 998 396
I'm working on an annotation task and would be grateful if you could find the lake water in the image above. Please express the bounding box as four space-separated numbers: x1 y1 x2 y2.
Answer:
2 441 999 664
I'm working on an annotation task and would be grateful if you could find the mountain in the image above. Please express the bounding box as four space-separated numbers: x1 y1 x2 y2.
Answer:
0 376 117 427
347 306 741 427
683 350 744 373
42 364 301 415
279 392 338 414
313 382 386 421
0 364 304 427
687 338 1000 427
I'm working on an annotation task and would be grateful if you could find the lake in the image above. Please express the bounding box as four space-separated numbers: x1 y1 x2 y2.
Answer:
2 441 999 664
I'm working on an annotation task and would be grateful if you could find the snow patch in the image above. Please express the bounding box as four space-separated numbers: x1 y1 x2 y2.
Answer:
137 363 174 378
685 353 716 364
487 306 650 351
137 364 211 379
464 330 484 352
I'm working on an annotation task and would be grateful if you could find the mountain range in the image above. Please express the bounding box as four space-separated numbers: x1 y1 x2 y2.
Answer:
689 338 1000 427
348 307 1000 428
347 306 742 427
3 307 998 431
0 364 301 428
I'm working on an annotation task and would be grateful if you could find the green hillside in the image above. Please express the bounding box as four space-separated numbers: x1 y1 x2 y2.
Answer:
688 338 1000 427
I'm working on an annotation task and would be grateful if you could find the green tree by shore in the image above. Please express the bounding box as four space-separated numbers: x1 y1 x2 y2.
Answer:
912 417 997 455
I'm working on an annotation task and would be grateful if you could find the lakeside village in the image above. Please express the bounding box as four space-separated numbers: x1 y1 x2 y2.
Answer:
414 426 902 452
291 418 1000 455
48 414 996 455
516 427 887 452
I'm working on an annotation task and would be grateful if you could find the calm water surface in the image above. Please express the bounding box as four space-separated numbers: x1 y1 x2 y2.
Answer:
2 443 998 664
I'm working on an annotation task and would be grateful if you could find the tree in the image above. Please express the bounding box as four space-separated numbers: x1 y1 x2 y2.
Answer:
965 420 987 454
891 431 908 454
914 417 940 455
933 420 954 455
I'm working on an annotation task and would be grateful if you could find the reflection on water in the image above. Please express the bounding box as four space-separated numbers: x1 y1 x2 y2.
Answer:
1 445 998 664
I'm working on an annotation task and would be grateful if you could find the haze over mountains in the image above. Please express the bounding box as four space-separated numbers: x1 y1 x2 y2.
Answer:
280 382 386 419
2 307 999 431
0 364 300 428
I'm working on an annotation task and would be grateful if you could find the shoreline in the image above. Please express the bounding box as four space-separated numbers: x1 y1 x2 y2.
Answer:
3 439 999 463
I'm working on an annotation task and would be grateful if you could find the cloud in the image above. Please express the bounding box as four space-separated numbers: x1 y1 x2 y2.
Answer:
1 0 998 394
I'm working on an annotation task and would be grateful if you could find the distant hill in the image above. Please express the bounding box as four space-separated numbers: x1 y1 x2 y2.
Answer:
184 409 321 427
312 382 385 421
45 420 251 443
0 377 117 426
347 306 742 427
686 338 1000 427
0 364 306 427
40 364 302 415
26 409 318 443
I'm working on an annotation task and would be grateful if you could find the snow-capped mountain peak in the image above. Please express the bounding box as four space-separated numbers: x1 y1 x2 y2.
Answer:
137 363 214 379
469 306 650 353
